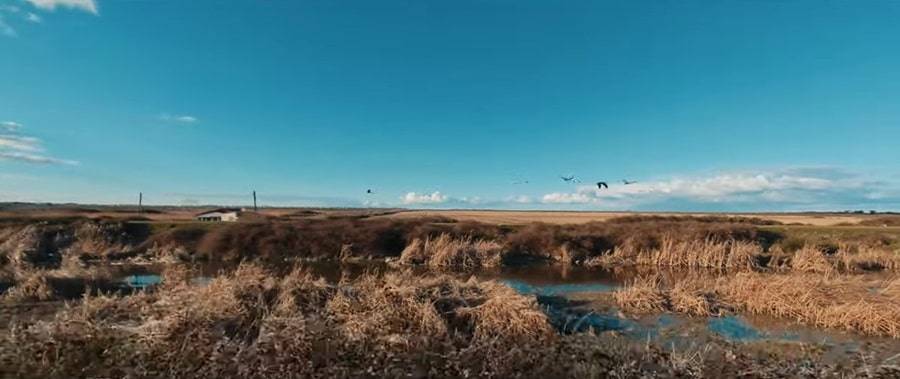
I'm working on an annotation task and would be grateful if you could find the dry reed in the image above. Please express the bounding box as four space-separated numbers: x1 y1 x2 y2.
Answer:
718 272 900 338
399 233 504 268
2 263 899 377
592 235 761 270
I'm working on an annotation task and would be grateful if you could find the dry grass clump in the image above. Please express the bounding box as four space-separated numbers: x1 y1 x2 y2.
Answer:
0 264 564 378
2 272 55 302
669 280 723 317
836 246 900 272
613 275 723 317
613 275 669 314
399 233 504 268
718 273 900 338
789 245 836 273
784 244 900 274
274 266 334 315
458 281 555 345
614 272 900 337
3 262 900 377
592 235 762 270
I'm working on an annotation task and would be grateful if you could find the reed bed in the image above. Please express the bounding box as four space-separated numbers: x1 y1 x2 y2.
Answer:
399 233 504 268
614 272 900 338
1 265 120 303
719 273 900 338
612 275 669 314
2 272 54 302
789 245 836 273
1 264 898 377
786 244 900 274
589 235 762 270
1 264 558 378
613 274 723 317
836 246 900 272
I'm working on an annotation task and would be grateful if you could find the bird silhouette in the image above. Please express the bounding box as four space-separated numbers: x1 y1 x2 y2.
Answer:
622 180 637 185
596 182 609 190
560 175 580 183
366 189 374 194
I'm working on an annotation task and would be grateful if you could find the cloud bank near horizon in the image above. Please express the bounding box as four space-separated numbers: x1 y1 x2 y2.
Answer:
537 168 899 211
0 121 78 165
396 167 900 211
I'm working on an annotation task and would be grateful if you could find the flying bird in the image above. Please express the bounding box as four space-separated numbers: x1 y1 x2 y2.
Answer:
622 180 637 185
596 182 609 190
512 180 529 185
366 189 374 194
560 175 580 183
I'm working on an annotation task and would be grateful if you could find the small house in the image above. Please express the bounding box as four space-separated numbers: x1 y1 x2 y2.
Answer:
195 208 241 222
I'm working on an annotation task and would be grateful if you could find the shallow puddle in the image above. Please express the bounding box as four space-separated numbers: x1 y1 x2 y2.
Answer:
121 274 162 289
502 280 616 296
708 316 765 341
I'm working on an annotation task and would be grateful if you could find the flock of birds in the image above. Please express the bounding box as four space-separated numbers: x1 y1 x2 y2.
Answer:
364 175 636 195
560 175 637 190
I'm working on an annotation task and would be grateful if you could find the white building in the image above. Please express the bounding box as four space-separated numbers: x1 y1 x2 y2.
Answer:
195 208 241 222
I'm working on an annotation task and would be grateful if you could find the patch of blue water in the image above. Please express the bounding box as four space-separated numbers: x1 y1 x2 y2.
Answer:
122 274 162 289
708 316 764 341
707 316 813 343
502 279 616 296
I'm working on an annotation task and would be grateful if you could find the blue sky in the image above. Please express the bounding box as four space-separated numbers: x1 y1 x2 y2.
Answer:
1 0 900 211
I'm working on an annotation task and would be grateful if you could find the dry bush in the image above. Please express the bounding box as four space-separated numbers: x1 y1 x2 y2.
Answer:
159 264 195 289
789 245 835 273
614 275 723 317
613 275 669 314
399 233 504 268
669 280 723 317
3 272 55 302
458 281 555 345
274 266 334 315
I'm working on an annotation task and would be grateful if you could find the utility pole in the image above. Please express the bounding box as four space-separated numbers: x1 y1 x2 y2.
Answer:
138 192 143 214
253 190 257 212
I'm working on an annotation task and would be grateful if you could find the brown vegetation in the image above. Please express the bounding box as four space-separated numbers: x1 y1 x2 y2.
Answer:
2 264 896 378
614 272 900 338
787 244 900 274
399 233 504 268
613 274 724 317
590 236 762 270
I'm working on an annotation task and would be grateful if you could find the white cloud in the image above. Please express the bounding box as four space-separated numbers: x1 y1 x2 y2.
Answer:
0 151 77 165
159 114 199 124
0 135 41 152
0 122 77 165
402 191 448 205
26 13 41 23
0 121 22 131
540 168 882 209
25 0 98 14
507 195 534 204
0 16 16 37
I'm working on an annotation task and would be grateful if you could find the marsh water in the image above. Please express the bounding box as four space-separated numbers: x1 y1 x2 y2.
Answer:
110 261 899 362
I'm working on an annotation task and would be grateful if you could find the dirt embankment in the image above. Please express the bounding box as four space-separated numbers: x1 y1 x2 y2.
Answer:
4 214 900 273
0 220 149 269
0 216 784 269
